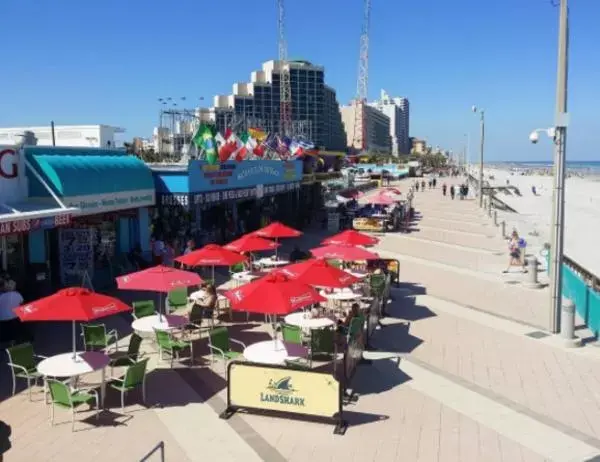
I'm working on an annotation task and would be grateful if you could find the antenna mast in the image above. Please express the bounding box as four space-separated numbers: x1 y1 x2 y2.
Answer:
352 0 372 152
278 0 292 137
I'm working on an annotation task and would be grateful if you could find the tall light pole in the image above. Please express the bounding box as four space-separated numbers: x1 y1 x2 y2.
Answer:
472 106 485 207
530 0 569 334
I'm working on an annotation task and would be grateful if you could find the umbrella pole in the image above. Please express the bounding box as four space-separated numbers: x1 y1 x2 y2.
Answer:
72 321 77 360
275 238 278 258
212 266 215 284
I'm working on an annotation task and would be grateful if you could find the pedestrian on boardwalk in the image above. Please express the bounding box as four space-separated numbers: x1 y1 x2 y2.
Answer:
421 180 425 190
442 184 447 196
450 185 455 200
433 178 437 188
415 181 419 192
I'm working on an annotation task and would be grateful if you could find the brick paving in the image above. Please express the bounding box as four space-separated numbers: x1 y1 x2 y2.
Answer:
4 178 600 461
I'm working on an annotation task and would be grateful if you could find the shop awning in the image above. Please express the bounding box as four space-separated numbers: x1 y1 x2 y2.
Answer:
25 147 156 214
26 147 154 197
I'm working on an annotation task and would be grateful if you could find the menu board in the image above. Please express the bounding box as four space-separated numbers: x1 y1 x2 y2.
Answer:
59 228 94 286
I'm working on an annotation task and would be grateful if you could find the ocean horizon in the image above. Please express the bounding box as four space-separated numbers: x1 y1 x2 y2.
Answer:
490 160 600 174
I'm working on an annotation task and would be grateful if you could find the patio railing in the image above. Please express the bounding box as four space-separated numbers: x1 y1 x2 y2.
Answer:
139 441 165 462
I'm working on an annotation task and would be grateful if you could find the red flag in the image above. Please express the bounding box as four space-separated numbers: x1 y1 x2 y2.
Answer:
235 146 247 162
253 144 265 157
224 128 233 140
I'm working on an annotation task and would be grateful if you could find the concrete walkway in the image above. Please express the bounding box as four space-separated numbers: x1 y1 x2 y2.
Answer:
5 178 600 461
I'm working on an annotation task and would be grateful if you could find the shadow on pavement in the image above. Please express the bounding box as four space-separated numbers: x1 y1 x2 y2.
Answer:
352 356 411 396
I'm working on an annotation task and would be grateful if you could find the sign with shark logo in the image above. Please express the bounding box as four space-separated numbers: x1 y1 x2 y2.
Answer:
221 362 346 434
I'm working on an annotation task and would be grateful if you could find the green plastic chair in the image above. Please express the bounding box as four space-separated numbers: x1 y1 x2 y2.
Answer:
369 274 386 298
311 327 336 358
108 333 143 370
154 329 193 367
167 287 188 312
329 260 343 269
229 262 245 274
207 327 245 374
132 300 156 319
109 358 149 410
81 323 118 352
6 343 46 400
184 304 205 338
46 379 99 431
281 324 303 345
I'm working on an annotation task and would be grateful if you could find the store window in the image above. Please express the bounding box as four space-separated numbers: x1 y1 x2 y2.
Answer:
0 234 25 286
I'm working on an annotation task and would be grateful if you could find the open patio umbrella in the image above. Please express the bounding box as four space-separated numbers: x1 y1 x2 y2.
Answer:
276 258 360 288
14 287 132 359
223 272 325 315
310 244 379 261
224 234 280 253
254 221 302 257
174 244 247 281
116 265 203 321
321 229 379 247
116 265 203 292
366 193 396 206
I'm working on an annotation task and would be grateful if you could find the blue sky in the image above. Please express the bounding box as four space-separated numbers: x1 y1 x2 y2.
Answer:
1 0 598 161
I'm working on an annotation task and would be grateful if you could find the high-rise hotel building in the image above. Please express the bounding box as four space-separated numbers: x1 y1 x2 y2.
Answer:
196 60 347 151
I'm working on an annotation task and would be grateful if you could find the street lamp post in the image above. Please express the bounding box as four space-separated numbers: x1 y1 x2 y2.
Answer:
472 106 485 207
529 0 569 334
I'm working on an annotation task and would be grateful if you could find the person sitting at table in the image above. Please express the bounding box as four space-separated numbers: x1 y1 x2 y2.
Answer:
195 284 218 320
337 303 361 335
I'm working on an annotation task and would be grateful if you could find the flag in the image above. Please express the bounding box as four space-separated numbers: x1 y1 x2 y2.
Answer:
276 136 291 159
192 124 218 164
216 132 235 163
248 127 267 142
233 131 250 161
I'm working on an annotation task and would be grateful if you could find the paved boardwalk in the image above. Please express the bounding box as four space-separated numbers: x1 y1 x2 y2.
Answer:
4 179 600 461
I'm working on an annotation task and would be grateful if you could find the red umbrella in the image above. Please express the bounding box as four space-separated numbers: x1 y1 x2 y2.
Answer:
367 193 395 206
310 244 379 261
224 234 280 253
14 287 132 358
116 265 203 292
254 221 302 239
276 258 360 288
322 229 379 247
223 272 325 315
175 244 247 267
383 187 401 195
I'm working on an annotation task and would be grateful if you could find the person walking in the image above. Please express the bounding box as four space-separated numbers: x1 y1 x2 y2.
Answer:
433 178 437 188
442 184 447 197
450 185 455 200
415 181 419 192
421 180 425 190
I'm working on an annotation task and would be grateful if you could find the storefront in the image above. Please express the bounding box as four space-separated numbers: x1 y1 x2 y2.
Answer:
152 160 303 248
0 145 77 298
24 146 155 292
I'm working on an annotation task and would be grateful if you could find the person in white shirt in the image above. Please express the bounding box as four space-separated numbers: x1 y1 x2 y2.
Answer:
0 280 26 346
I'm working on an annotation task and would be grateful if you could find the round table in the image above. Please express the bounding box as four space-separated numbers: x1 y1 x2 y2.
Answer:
243 339 295 365
37 351 110 406
131 314 187 333
255 258 289 268
232 271 261 283
320 291 362 302
284 312 335 330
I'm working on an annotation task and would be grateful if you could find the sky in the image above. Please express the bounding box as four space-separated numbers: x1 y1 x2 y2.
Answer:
1 0 599 161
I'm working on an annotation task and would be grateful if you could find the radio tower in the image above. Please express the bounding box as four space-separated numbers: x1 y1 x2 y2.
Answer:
352 0 372 152
278 0 292 137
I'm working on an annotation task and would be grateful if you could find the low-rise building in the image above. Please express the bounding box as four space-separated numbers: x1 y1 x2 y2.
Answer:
0 124 125 148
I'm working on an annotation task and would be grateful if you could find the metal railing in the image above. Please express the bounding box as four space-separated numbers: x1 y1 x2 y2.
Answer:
139 441 165 462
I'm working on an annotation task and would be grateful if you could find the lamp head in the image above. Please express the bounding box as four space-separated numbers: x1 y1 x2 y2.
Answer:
471 105 477 113
529 131 540 144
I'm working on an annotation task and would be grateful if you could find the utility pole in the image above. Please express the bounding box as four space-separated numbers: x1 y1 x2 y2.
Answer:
472 106 485 207
548 0 570 334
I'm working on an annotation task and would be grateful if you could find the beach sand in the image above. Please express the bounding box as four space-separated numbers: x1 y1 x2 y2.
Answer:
475 167 600 276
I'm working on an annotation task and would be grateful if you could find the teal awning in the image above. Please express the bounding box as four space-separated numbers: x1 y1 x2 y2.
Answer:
25 147 154 198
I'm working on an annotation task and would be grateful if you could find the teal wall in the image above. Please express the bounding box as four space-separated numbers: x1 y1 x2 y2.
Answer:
548 254 600 335
138 208 150 253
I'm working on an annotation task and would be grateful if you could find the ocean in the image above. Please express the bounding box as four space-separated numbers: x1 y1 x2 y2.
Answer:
492 161 600 175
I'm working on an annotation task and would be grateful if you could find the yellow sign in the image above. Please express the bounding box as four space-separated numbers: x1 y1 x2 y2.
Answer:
353 217 384 232
228 362 340 418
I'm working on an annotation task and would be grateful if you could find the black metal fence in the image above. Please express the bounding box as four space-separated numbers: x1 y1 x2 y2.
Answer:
139 441 165 462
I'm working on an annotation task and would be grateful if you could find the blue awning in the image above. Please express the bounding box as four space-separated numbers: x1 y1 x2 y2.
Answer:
25 147 155 215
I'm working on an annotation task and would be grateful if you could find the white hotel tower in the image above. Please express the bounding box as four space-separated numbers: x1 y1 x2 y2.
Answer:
370 90 410 157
